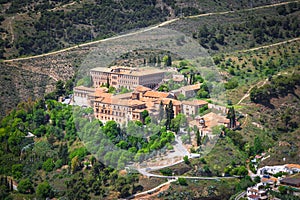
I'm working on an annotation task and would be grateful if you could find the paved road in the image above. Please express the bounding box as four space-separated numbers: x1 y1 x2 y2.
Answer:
235 191 246 200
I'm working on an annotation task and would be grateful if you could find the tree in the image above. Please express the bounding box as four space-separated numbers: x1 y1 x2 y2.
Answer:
119 184 131 198
171 113 187 133
254 176 261 183
160 168 172 176
36 181 53 198
145 116 151 124
163 55 172 66
177 94 186 101
42 158 55 172
196 129 201 146
216 34 225 45
108 86 116 94
189 70 195 85
226 107 236 129
178 177 187 186
12 164 23 179
183 155 190 165
209 38 218 50
158 84 169 92
55 80 65 97
18 178 34 194
197 82 210 98
165 101 174 130
33 108 46 127
253 136 263 154
159 101 164 121
71 155 80 174
198 25 209 38
106 76 110 88
59 143 69 165
278 186 289 195
141 110 149 124
0 185 9 199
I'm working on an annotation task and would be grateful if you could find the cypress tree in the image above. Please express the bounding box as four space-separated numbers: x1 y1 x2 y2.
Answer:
10 179 13 191
165 105 170 129
159 101 164 121
196 129 201 146
166 55 172 66
157 56 161 66
227 107 236 128
106 76 110 88
165 101 174 130
169 101 174 120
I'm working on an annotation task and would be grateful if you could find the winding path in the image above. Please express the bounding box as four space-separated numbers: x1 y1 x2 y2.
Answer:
3 0 299 63
126 179 176 199
237 78 268 105
235 191 247 200
240 37 300 53
127 134 235 199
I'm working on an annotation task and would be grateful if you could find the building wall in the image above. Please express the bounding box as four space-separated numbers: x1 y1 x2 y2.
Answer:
73 87 95 107
94 102 132 124
90 69 164 89
94 101 145 124
182 104 198 116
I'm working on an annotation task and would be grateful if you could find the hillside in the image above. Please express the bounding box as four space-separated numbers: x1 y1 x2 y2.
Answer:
0 0 296 59
165 1 300 54
0 1 299 118
0 1 300 199
0 45 91 117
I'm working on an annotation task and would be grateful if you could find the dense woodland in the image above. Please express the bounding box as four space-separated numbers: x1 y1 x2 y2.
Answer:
194 2 299 51
0 96 177 199
0 0 297 58
165 1 300 54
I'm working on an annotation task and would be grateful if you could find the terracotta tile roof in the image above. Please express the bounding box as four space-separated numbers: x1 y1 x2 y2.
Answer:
182 99 208 106
261 177 278 183
135 85 151 92
94 93 113 103
129 100 146 106
159 98 181 106
200 112 229 128
285 164 300 169
145 101 155 109
89 88 109 98
144 91 171 98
